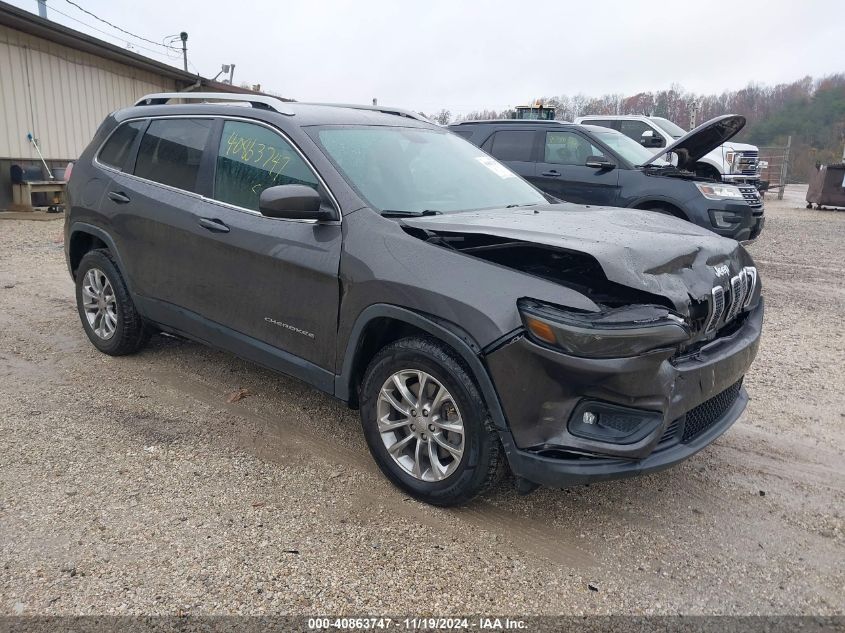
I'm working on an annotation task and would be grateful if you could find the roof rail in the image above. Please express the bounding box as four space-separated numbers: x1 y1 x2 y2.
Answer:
451 119 569 125
134 92 295 115
301 102 431 122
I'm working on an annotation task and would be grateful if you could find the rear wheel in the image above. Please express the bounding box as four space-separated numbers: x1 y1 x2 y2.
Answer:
359 337 501 506
75 249 150 356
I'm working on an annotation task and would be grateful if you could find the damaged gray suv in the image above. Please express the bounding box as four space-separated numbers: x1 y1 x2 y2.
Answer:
65 93 763 506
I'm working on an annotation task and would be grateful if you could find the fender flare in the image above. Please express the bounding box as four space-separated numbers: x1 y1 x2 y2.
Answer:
67 222 134 293
334 303 510 434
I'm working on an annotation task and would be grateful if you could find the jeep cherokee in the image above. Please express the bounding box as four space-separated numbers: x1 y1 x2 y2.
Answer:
65 93 763 506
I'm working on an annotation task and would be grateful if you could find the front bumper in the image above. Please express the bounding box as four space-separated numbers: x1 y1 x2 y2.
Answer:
722 173 760 185
486 300 763 488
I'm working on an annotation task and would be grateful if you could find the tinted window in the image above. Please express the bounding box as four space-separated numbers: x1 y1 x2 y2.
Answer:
214 120 319 212
451 129 474 140
544 131 605 165
98 121 145 170
487 130 534 162
618 120 656 142
582 119 614 129
134 119 212 192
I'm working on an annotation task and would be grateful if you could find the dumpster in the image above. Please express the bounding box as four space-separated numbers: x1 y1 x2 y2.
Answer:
806 163 845 209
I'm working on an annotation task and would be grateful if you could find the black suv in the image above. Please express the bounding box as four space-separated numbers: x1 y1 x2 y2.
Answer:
65 93 763 506
449 115 765 241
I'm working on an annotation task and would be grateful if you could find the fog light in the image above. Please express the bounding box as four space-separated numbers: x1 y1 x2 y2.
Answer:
569 401 663 445
709 210 742 229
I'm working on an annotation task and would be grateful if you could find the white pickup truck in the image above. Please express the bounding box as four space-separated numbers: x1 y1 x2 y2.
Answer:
574 114 763 187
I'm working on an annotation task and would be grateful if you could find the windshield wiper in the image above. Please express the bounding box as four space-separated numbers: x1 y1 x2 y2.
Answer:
380 209 442 217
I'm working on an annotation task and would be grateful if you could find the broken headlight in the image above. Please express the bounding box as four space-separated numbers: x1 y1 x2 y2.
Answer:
518 299 690 358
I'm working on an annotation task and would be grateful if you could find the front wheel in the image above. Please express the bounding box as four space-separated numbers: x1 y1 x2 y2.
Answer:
359 337 502 506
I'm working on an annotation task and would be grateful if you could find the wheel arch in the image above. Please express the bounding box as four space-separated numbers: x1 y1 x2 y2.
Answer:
67 223 133 292
630 199 689 220
336 305 510 433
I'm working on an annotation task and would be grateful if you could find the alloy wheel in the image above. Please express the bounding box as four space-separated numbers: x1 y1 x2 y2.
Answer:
376 370 465 482
81 268 117 340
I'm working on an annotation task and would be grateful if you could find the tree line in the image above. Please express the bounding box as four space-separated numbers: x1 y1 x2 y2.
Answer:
423 74 845 182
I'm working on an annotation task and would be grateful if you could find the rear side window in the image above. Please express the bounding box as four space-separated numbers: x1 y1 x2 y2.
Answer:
214 120 319 212
485 130 534 162
582 119 614 129
98 121 145 170
134 119 212 192
451 129 474 140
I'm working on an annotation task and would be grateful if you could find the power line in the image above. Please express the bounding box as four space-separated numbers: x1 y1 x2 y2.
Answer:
38 2 182 63
61 0 179 50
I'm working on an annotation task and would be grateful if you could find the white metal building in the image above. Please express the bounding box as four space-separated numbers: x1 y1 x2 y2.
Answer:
0 0 266 209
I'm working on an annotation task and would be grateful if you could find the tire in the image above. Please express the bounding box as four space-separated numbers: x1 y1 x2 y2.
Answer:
75 249 150 356
359 337 502 506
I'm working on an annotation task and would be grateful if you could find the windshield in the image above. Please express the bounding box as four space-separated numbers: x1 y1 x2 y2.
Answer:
314 126 547 214
590 129 669 166
651 117 687 139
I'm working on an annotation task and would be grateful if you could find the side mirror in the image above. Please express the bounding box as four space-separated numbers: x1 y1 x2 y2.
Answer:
585 155 615 170
640 130 665 148
258 185 330 220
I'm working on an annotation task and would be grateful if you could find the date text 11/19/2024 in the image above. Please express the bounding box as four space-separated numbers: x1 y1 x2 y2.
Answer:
307 617 528 630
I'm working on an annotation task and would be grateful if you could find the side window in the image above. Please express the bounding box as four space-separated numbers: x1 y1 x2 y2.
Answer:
98 121 145 170
618 120 663 146
134 119 212 192
487 130 534 162
214 120 319 212
451 129 474 140
544 131 605 165
583 119 614 129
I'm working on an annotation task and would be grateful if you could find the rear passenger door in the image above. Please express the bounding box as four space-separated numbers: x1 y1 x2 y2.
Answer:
534 130 620 205
480 129 538 181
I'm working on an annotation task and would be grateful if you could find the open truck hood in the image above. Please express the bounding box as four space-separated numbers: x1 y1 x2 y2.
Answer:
643 114 746 170
403 204 751 314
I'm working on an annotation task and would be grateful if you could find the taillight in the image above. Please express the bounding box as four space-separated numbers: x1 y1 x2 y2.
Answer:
64 161 73 182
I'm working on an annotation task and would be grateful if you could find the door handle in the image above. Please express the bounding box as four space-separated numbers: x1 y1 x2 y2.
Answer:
541 170 561 177
198 217 230 233
108 191 130 204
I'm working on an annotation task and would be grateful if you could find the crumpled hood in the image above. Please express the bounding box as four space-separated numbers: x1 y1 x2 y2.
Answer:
403 204 753 314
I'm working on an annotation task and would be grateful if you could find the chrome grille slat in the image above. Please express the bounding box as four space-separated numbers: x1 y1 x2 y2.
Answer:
705 286 726 333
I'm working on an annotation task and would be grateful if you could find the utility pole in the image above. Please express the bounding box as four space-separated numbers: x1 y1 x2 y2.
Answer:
228 64 235 85
36 0 47 19
180 32 188 72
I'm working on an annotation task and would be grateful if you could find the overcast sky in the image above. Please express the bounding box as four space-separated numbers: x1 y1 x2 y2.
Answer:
11 0 845 115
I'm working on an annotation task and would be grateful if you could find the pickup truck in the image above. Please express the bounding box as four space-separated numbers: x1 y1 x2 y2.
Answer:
574 115 764 188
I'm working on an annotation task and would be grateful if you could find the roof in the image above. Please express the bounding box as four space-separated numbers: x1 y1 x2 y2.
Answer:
116 100 437 128
450 119 570 126
0 1 284 97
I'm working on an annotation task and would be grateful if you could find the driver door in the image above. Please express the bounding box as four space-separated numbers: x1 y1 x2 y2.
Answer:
534 130 620 205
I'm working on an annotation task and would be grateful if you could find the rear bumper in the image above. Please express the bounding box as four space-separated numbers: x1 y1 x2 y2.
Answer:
486 300 763 488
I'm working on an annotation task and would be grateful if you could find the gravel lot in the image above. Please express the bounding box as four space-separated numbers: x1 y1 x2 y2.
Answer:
0 184 843 616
